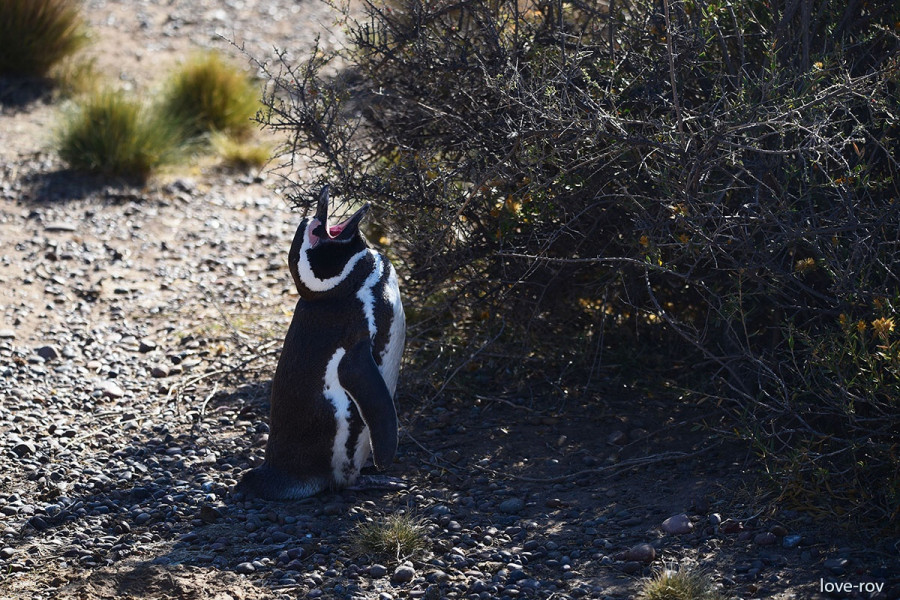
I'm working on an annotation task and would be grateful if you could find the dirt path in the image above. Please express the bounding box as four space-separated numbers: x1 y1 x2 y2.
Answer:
0 2 897 600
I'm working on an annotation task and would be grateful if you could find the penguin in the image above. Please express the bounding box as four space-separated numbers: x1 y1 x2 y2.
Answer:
236 185 405 500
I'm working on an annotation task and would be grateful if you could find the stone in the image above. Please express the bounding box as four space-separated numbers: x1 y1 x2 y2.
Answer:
823 557 849 575
235 561 255 574
391 563 415 584
499 498 525 514
99 381 126 398
782 534 802 549
11 441 36 458
0 329 15 339
623 543 656 563
44 222 77 232
754 532 777 546
36 345 60 360
369 564 388 578
139 339 157 353
661 513 693 535
606 430 627 445
150 364 170 378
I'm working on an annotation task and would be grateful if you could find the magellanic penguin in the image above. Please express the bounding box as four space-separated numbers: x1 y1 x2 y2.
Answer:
236 185 405 500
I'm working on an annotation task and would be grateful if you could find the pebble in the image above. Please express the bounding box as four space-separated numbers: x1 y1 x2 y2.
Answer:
622 543 656 563
369 564 388 578
44 222 77 232
823 557 849 575
754 532 777 546
150 364 170 378
499 498 525 514
661 513 693 535
36 345 60 360
98 381 126 398
235 562 255 574
0 329 15 339
392 564 416 584
782 534 802 548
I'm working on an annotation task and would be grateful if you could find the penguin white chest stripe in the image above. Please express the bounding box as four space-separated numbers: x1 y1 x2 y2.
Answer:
298 234 369 292
322 348 355 485
356 250 384 339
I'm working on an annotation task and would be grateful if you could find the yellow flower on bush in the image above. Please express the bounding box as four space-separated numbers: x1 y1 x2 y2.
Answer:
857 320 867 333
871 317 895 338
838 313 848 327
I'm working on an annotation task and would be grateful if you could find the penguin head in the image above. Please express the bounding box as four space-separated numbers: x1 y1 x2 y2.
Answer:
288 185 371 298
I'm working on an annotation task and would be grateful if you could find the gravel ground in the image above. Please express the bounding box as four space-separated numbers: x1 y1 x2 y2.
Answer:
1 1 899 599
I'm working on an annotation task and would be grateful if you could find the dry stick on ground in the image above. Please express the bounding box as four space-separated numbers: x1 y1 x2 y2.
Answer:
407 430 723 484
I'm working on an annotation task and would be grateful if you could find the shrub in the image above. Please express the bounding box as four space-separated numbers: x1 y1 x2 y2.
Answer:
259 1 900 529
0 0 87 77
640 566 722 600
160 52 260 139
57 88 183 179
348 513 429 562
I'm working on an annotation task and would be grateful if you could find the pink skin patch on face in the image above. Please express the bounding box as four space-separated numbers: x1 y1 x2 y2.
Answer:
309 215 354 248
308 218 322 247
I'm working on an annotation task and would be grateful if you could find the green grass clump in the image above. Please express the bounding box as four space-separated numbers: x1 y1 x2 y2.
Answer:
211 132 271 171
640 567 722 600
57 89 183 179
160 52 261 139
349 513 429 562
0 0 88 77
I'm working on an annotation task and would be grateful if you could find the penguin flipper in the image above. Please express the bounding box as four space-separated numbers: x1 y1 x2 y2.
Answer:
338 340 398 470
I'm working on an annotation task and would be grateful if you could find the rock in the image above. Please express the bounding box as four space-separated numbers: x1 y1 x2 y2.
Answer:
720 519 743 533
823 557 849 575
423 585 442 600
0 547 15 559
99 381 126 398
0 329 15 339
11 441 36 458
44 222 77 232
36 345 60 360
769 524 788 537
391 563 415 584
369 564 388 578
661 513 693 535
623 543 656 563
783 534 802 549
499 498 525 514
235 561 255 574
754 532 777 546
606 430 627 445
199 504 224 523
139 339 157 353
150 364 170 378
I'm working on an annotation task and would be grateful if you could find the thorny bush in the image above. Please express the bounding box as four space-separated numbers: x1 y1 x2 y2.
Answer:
257 0 900 529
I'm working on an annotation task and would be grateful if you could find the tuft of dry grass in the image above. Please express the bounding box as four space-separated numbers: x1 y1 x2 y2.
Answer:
0 0 88 77
56 88 184 179
348 513 429 562
640 566 722 600
211 132 271 171
160 52 261 139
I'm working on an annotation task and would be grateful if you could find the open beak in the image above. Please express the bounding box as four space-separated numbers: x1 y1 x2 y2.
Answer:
311 184 370 242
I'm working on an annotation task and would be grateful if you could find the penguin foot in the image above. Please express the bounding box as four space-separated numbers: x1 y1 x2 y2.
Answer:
235 465 327 501
347 474 407 492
